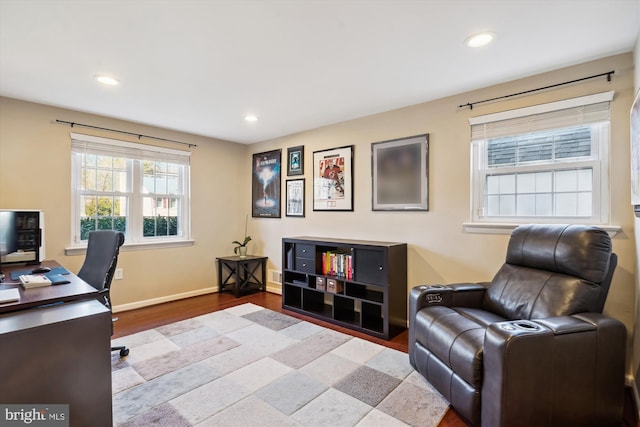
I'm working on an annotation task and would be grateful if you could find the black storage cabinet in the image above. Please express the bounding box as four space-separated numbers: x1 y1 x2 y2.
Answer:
282 236 407 340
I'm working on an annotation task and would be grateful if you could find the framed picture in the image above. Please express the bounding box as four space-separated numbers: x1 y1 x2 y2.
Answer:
287 145 304 176
286 179 305 217
631 89 640 206
252 149 281 218
372 134 429 211
313 145 354 211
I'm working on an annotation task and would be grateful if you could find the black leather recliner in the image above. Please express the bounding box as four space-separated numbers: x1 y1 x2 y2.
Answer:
409 224 626 427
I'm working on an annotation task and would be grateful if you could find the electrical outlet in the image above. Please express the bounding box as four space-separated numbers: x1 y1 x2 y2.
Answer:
115 268 123 280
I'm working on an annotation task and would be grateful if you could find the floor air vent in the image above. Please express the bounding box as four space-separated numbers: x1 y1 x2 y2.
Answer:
268 269 282 285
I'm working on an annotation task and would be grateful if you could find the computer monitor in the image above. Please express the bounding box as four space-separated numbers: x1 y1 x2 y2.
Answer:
0 211 17 278
0 211 18 257
0 210 44 267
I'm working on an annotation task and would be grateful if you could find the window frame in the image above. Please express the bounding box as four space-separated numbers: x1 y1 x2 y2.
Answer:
68 133 193 253
468 91 613 229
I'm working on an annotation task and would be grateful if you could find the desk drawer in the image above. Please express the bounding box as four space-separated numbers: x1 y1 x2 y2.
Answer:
295 257 315 274
295 244 314 258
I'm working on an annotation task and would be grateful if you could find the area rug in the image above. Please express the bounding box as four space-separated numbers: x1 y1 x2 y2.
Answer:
111 303 449 426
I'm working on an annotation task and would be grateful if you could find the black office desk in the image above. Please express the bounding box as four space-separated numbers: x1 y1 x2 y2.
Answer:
0 300 112 427
216 255 268 297
0 260 98 313
0 261 112 427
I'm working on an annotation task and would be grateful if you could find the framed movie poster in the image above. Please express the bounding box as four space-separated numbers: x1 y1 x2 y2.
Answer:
252 149 281 218
287 145 304 176
286 179 305 217
372 134 429 211
313 145 354 211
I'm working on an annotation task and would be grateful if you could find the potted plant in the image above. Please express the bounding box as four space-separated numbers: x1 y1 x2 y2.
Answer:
232 214 251 257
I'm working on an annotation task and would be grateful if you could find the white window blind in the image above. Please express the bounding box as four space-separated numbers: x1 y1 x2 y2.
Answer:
471 100 611 141
469 92 612 225
71 133 190 164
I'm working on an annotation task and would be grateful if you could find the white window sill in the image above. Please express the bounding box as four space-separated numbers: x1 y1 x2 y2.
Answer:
65 239 195 256
463 222 621 238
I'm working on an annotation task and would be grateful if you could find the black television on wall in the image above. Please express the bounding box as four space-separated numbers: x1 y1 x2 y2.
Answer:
0 210 45 265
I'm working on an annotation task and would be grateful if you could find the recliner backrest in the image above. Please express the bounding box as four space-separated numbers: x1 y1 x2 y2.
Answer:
482 224 614 320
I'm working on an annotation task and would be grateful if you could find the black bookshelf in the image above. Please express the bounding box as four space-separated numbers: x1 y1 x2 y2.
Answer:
282 237 407 340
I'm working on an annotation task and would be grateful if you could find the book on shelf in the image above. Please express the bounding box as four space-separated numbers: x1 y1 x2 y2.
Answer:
321 251 354 280
19 274 52 289
286 247 293 270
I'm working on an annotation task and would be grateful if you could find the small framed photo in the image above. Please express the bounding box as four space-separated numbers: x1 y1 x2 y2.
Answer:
252 149 281 218
286 178 305 217
287 145 304 176
313 145 354 211
372 134 429 211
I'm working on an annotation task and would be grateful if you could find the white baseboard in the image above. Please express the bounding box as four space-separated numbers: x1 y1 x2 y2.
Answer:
112 287 218 313
112 286 282 313
266 283 282 295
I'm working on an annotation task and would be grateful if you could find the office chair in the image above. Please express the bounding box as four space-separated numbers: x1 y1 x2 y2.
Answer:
78 230 129 357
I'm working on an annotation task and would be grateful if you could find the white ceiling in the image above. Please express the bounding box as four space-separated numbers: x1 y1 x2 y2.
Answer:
1 0 638 144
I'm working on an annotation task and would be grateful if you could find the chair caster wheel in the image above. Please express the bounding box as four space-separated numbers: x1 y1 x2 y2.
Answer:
119 348 129 357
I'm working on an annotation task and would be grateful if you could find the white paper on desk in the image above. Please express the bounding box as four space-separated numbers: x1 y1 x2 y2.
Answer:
0 288 20 304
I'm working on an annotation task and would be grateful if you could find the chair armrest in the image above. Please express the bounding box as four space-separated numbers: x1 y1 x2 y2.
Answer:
409 282 488 315
532 313 616 334
482 314 626 426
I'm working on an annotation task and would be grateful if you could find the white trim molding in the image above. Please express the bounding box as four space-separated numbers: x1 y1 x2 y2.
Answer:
113 286 280 313
65 239 194 256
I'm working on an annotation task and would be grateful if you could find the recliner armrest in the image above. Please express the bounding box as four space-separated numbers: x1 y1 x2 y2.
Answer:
409 282 488 315
532 312 625 335
532 314 595 334
482 313 626 426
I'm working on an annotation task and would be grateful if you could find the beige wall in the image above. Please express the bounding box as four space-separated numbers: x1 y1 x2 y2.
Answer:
250 53 637 369
632 31 640 399
0 53 636 374
0 98 248 308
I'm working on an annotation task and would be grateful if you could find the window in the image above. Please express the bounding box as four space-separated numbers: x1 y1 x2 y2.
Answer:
70 133 191 247
470 91 613 225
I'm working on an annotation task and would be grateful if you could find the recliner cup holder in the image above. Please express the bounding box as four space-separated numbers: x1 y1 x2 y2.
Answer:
513 321 540 330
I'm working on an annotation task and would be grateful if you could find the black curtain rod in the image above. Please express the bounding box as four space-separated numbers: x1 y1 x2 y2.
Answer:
54 120 197 148
458 70 615 110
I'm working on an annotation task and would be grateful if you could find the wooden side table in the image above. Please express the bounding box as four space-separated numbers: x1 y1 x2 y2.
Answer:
216 255 268 297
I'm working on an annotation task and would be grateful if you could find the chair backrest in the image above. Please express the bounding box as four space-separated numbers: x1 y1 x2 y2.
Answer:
77 230 125 307
482 224 615 319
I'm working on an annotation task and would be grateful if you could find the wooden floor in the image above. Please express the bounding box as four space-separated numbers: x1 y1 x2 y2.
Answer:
112 291 635 427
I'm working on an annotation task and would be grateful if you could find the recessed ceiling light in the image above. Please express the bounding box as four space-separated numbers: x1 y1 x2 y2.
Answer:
464 32 495 48
244 114 258 122
95 75 120 86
